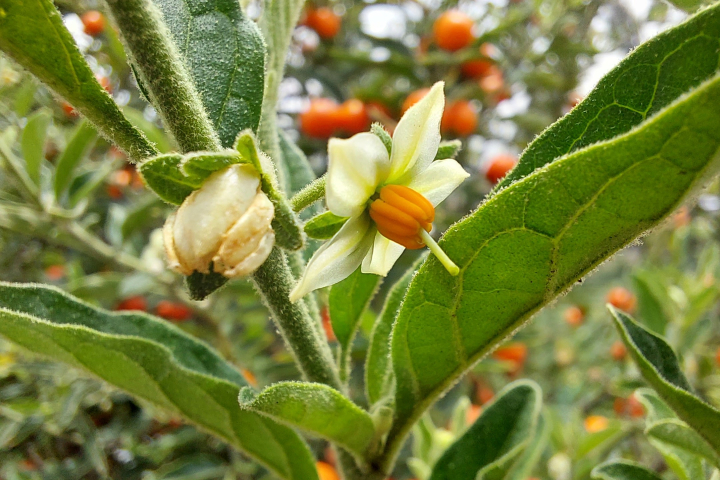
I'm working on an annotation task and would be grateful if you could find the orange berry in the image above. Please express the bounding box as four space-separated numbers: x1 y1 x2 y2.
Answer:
95 74 112 93
82 10 105 36
106 184 123 199
493 342 527 375
44 264 66 281
477 385 494 405
401 88 431 114
61 101 78 118
485 154 517 184
241 368 258 388
336 99 369 135
366 101 393 120
442 100 477 136
306 8 342 39
584 415 608 433
606 287 637 313
613 397 627 416
321 306 336 342
564 306 584 327
610 340 627 361
673 206 690 228
627 392 645 418
156 301 193 322
461 43 496 78
316 461 340 480
300 98 339 139
466 404 482 425
433 10 474 52
116 296 147 312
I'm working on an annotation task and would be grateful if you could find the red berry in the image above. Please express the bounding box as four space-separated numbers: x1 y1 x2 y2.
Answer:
156 301 193 322
401 88 431 114
606 287 637 313
610 340 627 361
306 8 342 39
321 306 336 342
44 264 66 281
485 154 517 184
336 99 370 135
564 306 584 327
442 100 477 136
116 296 147 312
300 98 339 139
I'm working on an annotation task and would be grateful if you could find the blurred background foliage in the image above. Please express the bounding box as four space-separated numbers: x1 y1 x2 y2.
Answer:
0 0 719 478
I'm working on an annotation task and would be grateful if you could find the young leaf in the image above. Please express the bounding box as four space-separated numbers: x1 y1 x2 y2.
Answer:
365 256 425 407
329 268 382 381
429 380 542 480
388 72 720 459
54 120 98 200
647 419 720 468
371 123 393 156
610 306 720 455
434 140 462 160
0 283 318 480
495 3 720 190
138 154 201 205
505 412 551 480
239 381 376 458
0 0 157 160
279 129 319 200
20 109 51 185
304 212 348 240
154 0 265 147
591 461 663 480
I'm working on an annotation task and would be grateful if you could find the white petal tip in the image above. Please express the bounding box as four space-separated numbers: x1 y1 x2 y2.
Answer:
288 286 304 303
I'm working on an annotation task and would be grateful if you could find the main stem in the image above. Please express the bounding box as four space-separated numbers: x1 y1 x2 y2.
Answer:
252 248 342 390
104 0 221 153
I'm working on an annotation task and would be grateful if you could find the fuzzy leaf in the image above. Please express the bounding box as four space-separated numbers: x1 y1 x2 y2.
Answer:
54 120 98 200
390 71 720 444
434 140 462 160
20 109 50 185
154 0 265 147
304 212 348 240
138 154 200 205
591 462 663 480
329 268 381 380
495 4 720 190
429 380 542 480
239 381 376 457
610 307 720 455
647 419 720 468
365 257 423 407
279 129 318 199
0 283 318 480
0 0 157 160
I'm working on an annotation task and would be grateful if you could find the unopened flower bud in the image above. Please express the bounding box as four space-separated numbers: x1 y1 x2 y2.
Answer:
163 164 275 278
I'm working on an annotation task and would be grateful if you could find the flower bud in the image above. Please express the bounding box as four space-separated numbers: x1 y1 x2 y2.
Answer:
163 164 275 278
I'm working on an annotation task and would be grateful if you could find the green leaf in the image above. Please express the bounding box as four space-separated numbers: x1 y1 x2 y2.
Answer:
632 271 670 335
666 0 709 13
279 129 318 199
329 268 382 381
0 0 157 160
138 153 201 205
505 412 551 480
610 307 720 455
0 283 318 480
429 380 542 480
122 107 172 154
646 419 709 480
647 419 720 468
495 4 720 190
54 120 98 200
389 71 720 450
591 461 663 480
365 257 424 407
434 140 462 161
575 422 627 459
304 212 348 240
20 109 50 185
154 0 266 147
239 381 376 458
181 150 248 181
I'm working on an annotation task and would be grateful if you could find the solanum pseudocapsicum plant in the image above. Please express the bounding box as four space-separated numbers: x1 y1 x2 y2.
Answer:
0 0 720 479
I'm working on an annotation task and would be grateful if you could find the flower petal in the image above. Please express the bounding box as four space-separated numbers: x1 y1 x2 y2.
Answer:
387 82 444 184
289 214 376 301
326 133 391 217
405 159 470 206
361 232 406 276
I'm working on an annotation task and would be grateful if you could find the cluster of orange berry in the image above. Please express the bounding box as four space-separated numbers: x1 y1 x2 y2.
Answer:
299 98 371 139
116 296 194 322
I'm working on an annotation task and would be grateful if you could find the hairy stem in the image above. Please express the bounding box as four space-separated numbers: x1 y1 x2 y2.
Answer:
104 0 221 153
252 247 341 389
290 174 327 212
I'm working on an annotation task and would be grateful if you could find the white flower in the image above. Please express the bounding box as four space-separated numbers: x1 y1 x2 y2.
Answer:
290 82 469 302
164 164 275 278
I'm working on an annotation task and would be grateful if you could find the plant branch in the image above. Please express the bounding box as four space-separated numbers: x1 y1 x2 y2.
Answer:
290 174 326 212
104 0 221 153
251 247 341 390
